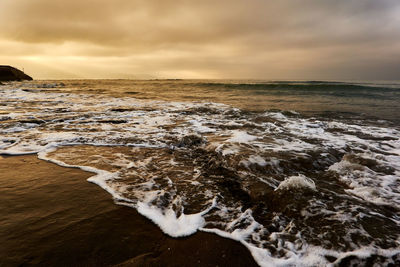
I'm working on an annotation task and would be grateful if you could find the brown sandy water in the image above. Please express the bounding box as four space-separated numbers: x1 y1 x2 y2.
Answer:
0 155 257 266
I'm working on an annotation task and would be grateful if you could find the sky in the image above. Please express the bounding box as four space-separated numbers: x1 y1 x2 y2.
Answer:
0 0 399 80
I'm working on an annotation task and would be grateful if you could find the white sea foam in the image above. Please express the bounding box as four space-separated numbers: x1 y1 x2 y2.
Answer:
266 112 288 121
136 198 217 237
241 155 268 168
328 154 400 207
38 148 216 237
189 119 216 133
1 82 400 266
227 130 258 143
275 175 316 191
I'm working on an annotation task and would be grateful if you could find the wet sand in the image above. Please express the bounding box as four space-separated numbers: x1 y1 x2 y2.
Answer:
0 155 258 267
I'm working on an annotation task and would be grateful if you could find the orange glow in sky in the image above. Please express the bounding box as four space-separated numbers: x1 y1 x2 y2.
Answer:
1 0 399 80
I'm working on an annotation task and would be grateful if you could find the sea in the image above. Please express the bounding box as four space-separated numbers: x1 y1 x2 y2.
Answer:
1 79 400 266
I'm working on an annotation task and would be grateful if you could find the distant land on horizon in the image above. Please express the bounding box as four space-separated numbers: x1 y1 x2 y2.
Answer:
0 66 399 84
0 65 33 82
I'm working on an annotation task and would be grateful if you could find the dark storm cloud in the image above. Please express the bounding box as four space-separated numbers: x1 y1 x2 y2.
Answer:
0 0 399 79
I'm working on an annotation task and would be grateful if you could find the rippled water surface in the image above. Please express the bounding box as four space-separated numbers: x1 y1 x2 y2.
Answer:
1 80 400 266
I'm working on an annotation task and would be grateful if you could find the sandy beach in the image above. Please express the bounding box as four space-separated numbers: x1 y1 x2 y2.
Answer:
0 155 258 266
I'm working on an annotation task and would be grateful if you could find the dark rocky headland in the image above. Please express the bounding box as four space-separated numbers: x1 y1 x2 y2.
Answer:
0 65 33 82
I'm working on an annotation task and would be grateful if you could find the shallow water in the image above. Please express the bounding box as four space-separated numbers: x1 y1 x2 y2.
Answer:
1 80 400 266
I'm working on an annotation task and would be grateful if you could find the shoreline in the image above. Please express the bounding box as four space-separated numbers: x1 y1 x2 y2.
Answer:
0 154 258 266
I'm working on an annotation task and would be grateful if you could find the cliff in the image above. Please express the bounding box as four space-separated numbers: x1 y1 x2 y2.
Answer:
0 65 33 82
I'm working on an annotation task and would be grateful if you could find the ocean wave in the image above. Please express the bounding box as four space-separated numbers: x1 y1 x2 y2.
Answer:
1 82 400 266
187 81 400 93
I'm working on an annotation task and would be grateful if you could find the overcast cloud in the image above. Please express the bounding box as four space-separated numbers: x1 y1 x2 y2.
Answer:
0 0 399 79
